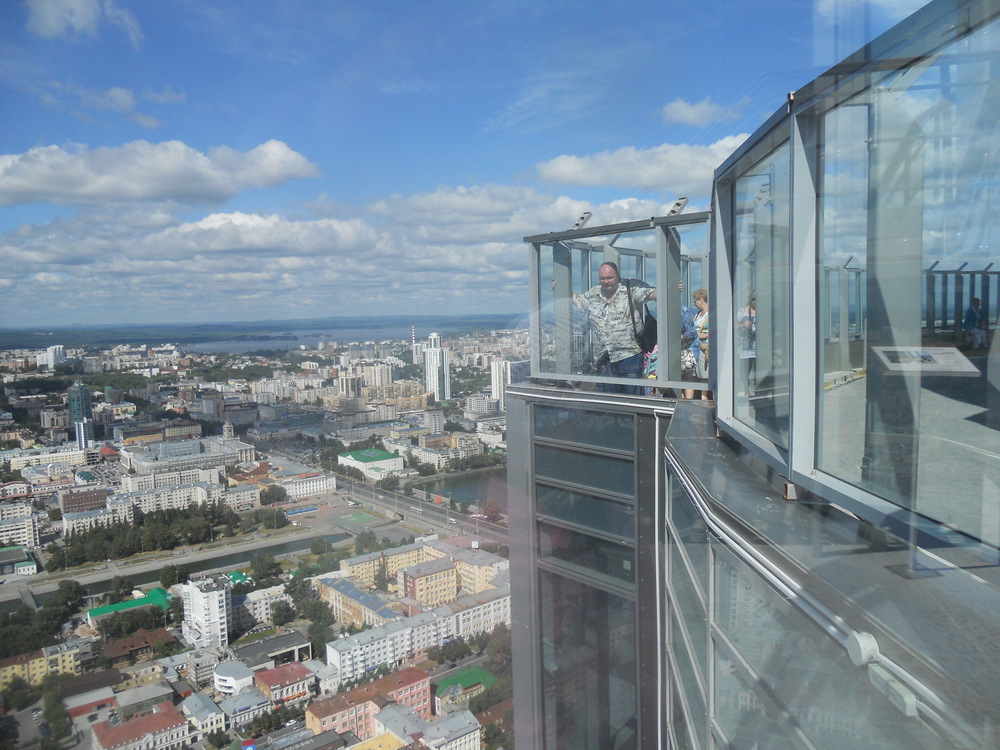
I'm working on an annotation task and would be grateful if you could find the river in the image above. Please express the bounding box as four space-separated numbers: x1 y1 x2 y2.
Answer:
415 467 508 512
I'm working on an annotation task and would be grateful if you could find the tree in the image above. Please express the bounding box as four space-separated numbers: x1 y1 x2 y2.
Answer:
272 600 295 626
260 485 288 506
206 730 231 749
1 676 35 711
375 476 399 492
104 576 135 605
251 554 281 583
159 564 191 588
482 497 503 523
373 558 388 591
310 538 332 556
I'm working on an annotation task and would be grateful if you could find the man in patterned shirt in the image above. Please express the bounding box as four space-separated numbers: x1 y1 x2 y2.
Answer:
574 261 657 394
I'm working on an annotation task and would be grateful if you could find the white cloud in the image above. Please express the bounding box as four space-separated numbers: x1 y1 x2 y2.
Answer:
0 139 321 206
661 97 747 127
25 0 101 38
534 135 748 199
25 0 142 48
86 85 135 113
0 182 693 326
486 68 606 134
142 86 187 105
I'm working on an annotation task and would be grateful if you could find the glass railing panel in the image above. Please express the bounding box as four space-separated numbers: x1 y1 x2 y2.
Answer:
814 10 1000 546
712 542 951 749
732 141 791 448
532 218 709 392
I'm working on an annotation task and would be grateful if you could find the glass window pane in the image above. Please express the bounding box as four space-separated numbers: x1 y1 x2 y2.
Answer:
534 405 634 452
732 140 792 447
539 571 636 750
670 608 708 749
537 483 635 539
539 521 635 586
535 444 634 497
668 476 709 596
669 531 707 670
815 19 1000 545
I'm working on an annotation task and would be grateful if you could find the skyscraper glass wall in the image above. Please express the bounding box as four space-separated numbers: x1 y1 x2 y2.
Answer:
509 1 1000 747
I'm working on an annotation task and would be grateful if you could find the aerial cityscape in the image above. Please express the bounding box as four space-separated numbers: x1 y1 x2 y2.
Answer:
0 326 526 749
7 1 994 749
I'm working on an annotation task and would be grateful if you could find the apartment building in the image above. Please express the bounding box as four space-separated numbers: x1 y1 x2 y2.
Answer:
306 667 432 737
0 643 80 688
181 576 232 650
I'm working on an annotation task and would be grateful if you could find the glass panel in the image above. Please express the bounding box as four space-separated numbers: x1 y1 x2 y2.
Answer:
669 532 707 669
732 140 792 447
533 404 634 453
535 444 634 497
539 521 635 586
815 17 1000 546
668 476 709 596
714 648 791 750
539 570 636 750
536 484 635 539
713 544 951 749
670 673 697 750
670 608 708 750
534 221 710 391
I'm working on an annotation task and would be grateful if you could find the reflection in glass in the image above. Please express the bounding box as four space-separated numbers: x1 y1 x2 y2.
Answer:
538 521 635 586
533 405 634 452
668 474 709 596
536 484 635 539
815 19 1000 545
732 141 791 447
670 608 708 749
669 533 707 666
713 546 949 749
539 571 636 750
535 444 634 497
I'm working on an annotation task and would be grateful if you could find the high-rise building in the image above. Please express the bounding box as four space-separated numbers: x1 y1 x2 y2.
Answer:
424 346 451 402
508 3 1000 747
491 359 530 412
67 381 92 425
44 345 65 370
74 418 95 449
181 576 233 650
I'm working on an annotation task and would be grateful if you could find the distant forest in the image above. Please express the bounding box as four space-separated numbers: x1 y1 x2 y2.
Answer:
0 313 518 350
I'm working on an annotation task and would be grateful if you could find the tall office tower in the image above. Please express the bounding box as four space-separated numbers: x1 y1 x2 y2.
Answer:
74 418 94 449
490 359 531 412
428 332 441 349
67 381 92 425
181 576 233 650
508 5 1000 747
423 346 451 402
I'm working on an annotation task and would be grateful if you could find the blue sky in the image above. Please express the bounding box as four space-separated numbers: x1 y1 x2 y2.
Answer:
0 0 924 329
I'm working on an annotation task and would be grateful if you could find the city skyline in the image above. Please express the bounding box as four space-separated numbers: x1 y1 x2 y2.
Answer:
0 0 922 329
